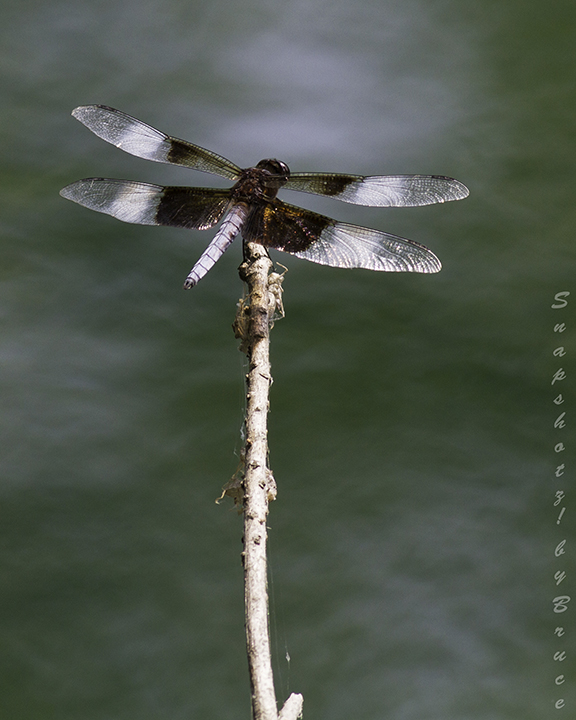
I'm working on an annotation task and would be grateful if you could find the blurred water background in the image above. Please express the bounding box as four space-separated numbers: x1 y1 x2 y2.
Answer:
1 0 575 718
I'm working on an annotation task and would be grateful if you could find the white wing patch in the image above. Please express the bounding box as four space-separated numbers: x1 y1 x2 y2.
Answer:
60 179 163 225
72 106 170 163
294 222 441 273
339 175 469 207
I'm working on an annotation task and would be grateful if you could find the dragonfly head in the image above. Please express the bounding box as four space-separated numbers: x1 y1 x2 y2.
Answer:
256 158 290 183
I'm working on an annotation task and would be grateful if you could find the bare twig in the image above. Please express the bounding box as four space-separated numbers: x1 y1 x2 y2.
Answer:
233 241 303 720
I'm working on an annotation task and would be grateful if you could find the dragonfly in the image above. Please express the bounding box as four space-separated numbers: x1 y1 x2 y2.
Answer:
60 105 469 288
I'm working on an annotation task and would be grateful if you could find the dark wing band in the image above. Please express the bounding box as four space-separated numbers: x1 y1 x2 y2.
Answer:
71 105 242 181
60 179 231 230
284 172 469 207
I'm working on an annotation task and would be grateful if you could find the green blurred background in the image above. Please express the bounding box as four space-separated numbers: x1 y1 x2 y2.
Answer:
1 0 575 718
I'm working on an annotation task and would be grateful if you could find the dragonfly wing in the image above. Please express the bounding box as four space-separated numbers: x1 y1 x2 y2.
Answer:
246 201 441 274
60 179 231 230
71 105 242 180
285 172 469 207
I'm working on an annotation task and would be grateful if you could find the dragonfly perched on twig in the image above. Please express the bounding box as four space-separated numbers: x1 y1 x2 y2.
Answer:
60 105 469 288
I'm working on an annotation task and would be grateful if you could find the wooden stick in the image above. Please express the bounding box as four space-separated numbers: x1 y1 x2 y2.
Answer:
234 241 303 720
